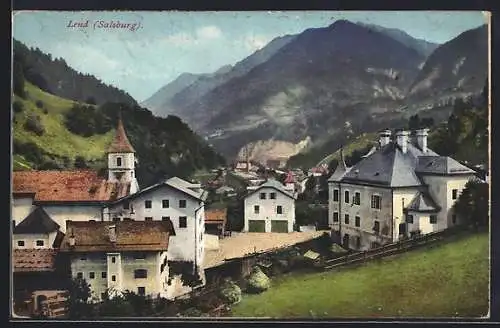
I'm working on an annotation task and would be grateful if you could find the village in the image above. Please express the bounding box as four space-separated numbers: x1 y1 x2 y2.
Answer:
11 116 487 318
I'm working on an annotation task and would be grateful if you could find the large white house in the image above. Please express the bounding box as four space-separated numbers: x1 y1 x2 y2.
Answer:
58 220 173 301
12 118 139 233
104 176 208 298
328 128 478 250
243 179 296 233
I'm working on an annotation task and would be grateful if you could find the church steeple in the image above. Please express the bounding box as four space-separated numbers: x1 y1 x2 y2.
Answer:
106 115 138 193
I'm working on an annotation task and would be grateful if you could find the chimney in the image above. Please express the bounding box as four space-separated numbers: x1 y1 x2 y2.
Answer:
379 129 391 147
416 128 429 153
108 225 117 243
395 130 410 154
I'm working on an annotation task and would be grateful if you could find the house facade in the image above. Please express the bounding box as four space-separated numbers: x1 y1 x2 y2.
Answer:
328 129 477 250
104 176 207 298
59 221 173 301
243 179 296 233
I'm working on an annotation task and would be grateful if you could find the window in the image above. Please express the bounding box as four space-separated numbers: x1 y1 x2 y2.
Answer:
111 257 116 263
406 214 414 224
277 206 283 214
123 217 132 221
345 191 350 204
17 240 25 247
373 221 380 233
77 272 83 279
344 214 350 225
452 214 457 224
355 216 360 227
333 189 339 202
354 192 361 205
254 205 260 214
101 293 106 300
270 193 276 199
123 201 130 210
371 195 381 209
333 212 339 223
116 157 122 167
134 253 146 260
452 189 458 200
80 255 87 261
145 200 152 208
89 272 95 279
111 275 116 282
179 216 187 228
101 272 107 279
260 193 266 200
430 215 437 224
134 269 148 279
112 217 120 222
36 240 44 247
356 237 361 249
179 200 187 208
137 287 145 296
162 199 170 208
145 217 153 221
162 216 171 222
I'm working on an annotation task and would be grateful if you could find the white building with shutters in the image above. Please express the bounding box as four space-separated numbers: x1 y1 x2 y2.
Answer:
243 179 296 233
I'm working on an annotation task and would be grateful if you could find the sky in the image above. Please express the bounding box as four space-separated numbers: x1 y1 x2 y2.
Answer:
12 11 487 103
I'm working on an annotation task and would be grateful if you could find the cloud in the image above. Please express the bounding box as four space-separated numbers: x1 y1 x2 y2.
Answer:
162 32 198 45
49 43 120 73
243 34 272 51
196 25 222 39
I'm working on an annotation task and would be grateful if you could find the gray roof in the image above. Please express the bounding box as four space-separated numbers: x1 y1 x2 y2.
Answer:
328 160 351 182
245 178 295 199
405 192 440 213
111 176 207 205
415 156 476 175
14 207 60 234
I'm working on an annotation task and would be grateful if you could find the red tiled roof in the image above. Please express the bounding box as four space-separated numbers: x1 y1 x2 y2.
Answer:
284 171 295 183
205 208 227 223
59 220 172 252
13 170 131 203
13 249 57 272
107 118 135 153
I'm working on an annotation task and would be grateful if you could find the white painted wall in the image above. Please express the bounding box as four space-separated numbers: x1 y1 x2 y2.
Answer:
243 186 295 233
43 205 102 234
70 251 170 301
12 231 58 249
392 188 420 240
12 196 34 224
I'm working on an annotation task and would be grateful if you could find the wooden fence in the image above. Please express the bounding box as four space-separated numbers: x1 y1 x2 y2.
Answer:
322 227 466 271
37 291 69 318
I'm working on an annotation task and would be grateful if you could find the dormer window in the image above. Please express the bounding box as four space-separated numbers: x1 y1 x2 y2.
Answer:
116 157 122 167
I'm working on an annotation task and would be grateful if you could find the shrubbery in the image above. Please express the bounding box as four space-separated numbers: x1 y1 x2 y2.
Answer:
24 113 45 136
220 279 242 304
13 101 24 113
36 100 44 109
245 266 271 294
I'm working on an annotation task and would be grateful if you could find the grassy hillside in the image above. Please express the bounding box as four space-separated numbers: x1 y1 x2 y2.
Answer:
316 132 378 167
231 232 489 318
13 82 114 168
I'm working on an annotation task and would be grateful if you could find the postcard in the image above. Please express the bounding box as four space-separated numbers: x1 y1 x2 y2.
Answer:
11 10 490 321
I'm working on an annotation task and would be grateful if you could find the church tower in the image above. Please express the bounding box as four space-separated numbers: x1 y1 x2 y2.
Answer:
107 117 139 193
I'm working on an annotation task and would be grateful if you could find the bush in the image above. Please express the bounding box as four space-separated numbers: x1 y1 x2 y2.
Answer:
36 100 44 109
181 307 203 317
24 113 45 136
220 279 242 304
98 297 134 317
245 266 270 294
13 101 24 113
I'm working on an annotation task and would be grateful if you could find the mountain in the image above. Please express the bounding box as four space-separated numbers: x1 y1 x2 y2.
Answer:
142 34 296 120
408 25 488 100
13 39 137 106
182 20 427 158
140 72 203 116
358 23 440 57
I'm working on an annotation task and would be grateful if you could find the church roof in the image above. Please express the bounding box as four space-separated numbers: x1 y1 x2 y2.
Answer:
13 170 131 203
107 118 135 153
14 207 60 234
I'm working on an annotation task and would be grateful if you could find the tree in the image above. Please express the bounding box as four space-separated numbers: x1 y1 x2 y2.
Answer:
67 277 94 319
13 55 26 98
452 180 488 229
86 96 97 105
74 156 88 169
